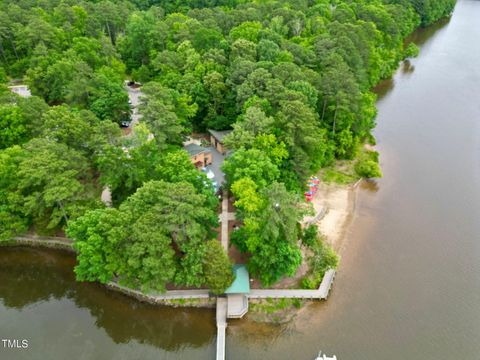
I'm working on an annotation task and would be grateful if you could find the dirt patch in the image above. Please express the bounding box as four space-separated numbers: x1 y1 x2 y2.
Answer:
122 127 132 136
228 195 236 212
228 243 249 264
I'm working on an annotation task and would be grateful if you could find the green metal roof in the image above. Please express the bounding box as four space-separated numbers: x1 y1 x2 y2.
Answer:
225 264 250 294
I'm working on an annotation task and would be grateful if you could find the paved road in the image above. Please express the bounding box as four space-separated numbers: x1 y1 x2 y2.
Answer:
205 146 226 185
125 83 143 130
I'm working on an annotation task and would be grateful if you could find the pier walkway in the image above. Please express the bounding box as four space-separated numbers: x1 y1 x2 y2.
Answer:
248 269 336 300
219 189 233 251
216 297 227 360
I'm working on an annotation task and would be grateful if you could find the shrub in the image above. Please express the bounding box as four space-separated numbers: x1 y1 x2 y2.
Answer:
301 277 318 290
203 239 235 295
0 68 7 84
354 158 382 178
301 225 318 248
404 43 420 58
301 237 339 289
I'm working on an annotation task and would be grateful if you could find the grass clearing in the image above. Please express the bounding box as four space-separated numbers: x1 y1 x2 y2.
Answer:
321 160 359 185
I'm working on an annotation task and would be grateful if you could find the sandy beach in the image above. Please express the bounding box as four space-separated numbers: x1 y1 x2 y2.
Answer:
259 180 359 291
307 181 360 250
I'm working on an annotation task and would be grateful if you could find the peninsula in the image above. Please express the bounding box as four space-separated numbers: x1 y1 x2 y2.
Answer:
0 0 455 326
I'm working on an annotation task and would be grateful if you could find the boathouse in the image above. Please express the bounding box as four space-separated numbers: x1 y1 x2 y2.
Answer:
225 264 250 318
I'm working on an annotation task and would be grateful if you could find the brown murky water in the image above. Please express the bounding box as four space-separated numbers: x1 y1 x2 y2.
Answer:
2 1 480 359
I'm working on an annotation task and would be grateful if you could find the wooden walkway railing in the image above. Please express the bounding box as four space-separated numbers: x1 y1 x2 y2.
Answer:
303 206 328 226
248 269 336 300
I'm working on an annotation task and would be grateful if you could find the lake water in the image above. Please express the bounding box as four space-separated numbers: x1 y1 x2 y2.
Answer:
1 1 480 359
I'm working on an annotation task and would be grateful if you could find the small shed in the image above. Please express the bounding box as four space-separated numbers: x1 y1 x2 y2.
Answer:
208 129 232 155
225 264 250 319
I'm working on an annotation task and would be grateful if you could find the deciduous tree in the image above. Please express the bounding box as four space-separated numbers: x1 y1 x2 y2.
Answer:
203 239 234 294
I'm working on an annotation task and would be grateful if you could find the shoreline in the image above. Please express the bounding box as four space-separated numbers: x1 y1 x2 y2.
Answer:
245 180 360 323
1 238 216 309
311 179 361 253
0 180 362 310
0 183 357 315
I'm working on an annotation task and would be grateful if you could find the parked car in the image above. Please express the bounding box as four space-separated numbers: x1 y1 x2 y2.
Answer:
120 121 130 128
127 81 142 88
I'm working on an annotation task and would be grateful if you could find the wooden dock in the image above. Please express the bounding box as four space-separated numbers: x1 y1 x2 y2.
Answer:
318 268 336 299
249 269 336 300
216 297 227 360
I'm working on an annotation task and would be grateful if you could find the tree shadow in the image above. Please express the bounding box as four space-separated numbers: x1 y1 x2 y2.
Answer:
0 247 215 352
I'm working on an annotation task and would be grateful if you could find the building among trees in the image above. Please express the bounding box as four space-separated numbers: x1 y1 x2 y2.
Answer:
185 142 212 169
225 265 250 318
8 85 31 97
208 129 232 155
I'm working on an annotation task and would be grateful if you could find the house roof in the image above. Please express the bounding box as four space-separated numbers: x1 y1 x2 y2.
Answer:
9 85 31 98
225 264 250 294
184 143 210 156
208 129 232 143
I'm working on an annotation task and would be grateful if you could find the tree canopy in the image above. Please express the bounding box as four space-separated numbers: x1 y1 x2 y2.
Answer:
68 180 220 292
0 0 455 288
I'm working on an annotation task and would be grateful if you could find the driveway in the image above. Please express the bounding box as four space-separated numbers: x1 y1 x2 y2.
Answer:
125 82 144 129
205 146 226 185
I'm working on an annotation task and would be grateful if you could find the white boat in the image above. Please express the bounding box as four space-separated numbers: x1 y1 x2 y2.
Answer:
315 351 337 360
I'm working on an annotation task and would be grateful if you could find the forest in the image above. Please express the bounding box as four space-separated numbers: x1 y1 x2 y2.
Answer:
0 0 456 292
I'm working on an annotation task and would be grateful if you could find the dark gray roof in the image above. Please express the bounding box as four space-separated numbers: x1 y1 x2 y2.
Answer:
184 143 210 156
208 129 232 143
